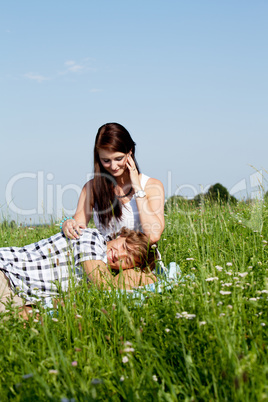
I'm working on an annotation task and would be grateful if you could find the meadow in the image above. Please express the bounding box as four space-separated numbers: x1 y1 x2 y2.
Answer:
0 199 267 401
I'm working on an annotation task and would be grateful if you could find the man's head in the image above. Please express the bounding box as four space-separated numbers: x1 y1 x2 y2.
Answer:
106 228 157 271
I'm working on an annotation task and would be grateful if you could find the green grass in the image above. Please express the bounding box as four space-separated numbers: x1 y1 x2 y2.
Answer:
0 200 267 401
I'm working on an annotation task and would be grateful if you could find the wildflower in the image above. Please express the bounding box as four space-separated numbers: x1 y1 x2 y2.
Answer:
261 290 268 294
186 258 194 261
151 244 157 249
238 272 248 278
248 266 253 269
33 319 39 323
122 356 129 364
186 314 196 320
257 262 262 265
152 375 158 382
124 341 133 346
75 314 82 319
52 318 58 322
140 317 146 325
226 262 233 266
165 328 171 333
49 370 58 374
249 298 257 301
123 348 135 353
175 313 182 319
222 283 232 287
199 321 207 326
206 277 218 282
217 301 223 306
71 361 78 367
219 313 226 317
215 265 223 271
226 271 233 276
261 323 266 327
219 290 231 295
233 277 239 280
31 328 39 335
227 305 233 309
120 376 125 382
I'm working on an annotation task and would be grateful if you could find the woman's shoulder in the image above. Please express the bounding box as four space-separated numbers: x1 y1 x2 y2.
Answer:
140 174 163 188
142 176 164 196
83 179 94 190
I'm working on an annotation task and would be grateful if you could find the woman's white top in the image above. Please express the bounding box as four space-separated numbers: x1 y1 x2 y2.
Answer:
93 174 150 239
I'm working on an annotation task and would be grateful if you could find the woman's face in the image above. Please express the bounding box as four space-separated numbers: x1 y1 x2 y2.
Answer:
98 149 128 177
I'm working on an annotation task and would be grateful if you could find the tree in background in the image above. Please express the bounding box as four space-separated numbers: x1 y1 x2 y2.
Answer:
207 183 236 203
194 183 237 205
165 183 237 208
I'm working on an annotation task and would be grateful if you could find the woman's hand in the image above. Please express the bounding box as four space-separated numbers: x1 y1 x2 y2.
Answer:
126 154 141 190
62 219 86 240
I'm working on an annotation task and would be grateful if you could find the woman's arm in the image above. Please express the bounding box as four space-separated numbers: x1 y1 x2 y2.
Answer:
62 180 94 239
127 156 165 243
137 177 165 243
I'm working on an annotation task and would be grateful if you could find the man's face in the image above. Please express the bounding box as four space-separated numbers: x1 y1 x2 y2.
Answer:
106 237 136 270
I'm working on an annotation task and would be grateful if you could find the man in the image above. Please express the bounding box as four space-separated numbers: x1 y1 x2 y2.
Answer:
0 227 157 313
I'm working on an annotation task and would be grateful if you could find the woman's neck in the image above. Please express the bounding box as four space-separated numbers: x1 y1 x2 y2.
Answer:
115 170 131 187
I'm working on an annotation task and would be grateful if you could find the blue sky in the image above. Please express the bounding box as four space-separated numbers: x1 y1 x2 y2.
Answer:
1 1 268 223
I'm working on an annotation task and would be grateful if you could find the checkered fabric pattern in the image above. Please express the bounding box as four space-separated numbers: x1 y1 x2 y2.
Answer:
0 228 107 303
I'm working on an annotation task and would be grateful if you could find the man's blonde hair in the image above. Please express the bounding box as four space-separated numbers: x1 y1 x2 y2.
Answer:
118 227 157 271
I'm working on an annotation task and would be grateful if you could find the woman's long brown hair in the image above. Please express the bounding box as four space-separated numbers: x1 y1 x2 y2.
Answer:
93 123 140 227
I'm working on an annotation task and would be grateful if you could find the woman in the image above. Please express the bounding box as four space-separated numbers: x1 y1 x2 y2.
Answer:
0 227 157 313
62 123 165 244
